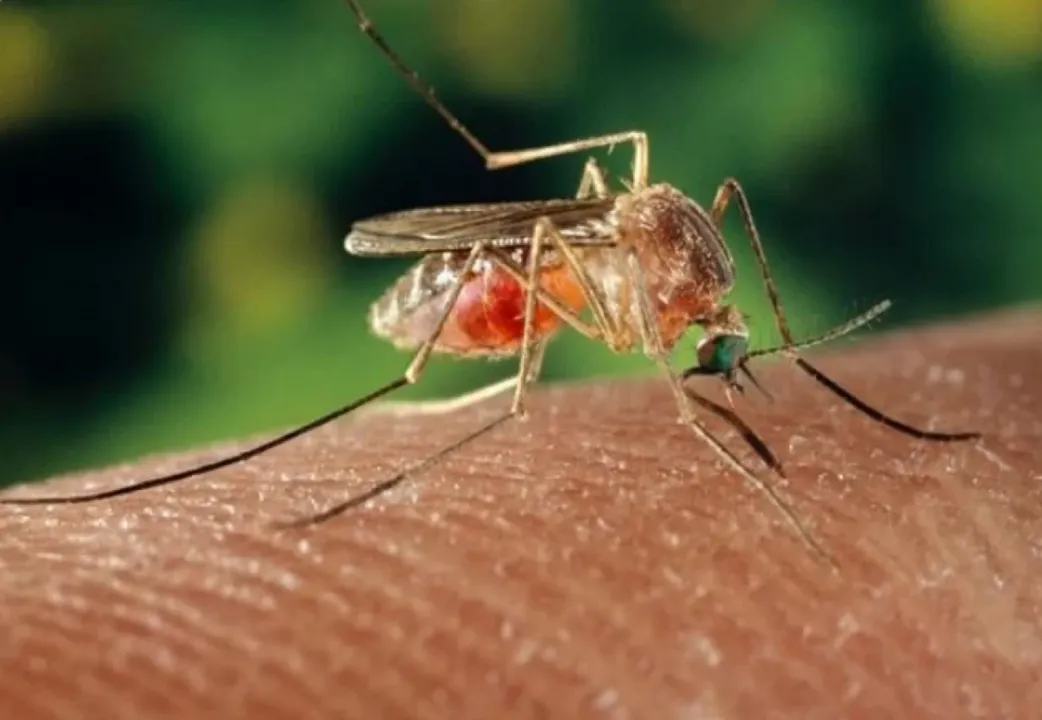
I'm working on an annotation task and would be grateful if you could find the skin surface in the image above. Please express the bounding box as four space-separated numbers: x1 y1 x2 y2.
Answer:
0 307 1039 719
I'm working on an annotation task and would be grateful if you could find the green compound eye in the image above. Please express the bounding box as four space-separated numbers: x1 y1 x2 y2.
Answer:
697 333 749 374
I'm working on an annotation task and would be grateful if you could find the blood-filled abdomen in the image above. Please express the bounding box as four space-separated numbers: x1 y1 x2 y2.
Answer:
369 253 586 357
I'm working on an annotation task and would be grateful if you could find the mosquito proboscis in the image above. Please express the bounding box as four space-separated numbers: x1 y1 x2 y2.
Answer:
1 0 981 567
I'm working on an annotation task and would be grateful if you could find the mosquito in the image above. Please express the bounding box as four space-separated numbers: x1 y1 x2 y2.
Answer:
0 0 980 565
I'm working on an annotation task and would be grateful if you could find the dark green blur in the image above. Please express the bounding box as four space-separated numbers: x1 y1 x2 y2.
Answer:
2 0 1039 486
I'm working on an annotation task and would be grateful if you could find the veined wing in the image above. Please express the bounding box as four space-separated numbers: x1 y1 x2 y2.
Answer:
344 196 619 257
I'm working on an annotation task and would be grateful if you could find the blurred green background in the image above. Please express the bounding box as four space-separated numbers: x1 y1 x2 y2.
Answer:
2 0 1040 488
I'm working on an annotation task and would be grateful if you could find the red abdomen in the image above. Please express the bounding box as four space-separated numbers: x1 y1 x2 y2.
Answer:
370 254 586 357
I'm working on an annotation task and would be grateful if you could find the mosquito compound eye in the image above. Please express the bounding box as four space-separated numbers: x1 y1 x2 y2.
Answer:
697 333 749 374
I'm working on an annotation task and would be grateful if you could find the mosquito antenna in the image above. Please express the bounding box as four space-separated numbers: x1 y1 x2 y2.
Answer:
746 300 892 360
278 410 516 528
681 300 888 397
743 300 979 442
341 0 492 160
0 378 411 505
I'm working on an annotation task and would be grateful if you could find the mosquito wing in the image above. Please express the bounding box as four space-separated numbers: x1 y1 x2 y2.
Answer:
344 196 619 257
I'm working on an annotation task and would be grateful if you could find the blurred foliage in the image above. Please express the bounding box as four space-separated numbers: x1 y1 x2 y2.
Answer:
1 0 1040 486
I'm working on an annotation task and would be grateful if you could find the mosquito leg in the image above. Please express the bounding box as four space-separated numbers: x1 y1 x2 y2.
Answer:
279 236 540 527
491 211 631 414
282 409 520 528
287 221 577 526
684 385 784 476
486 239 629 358
476 160 623 357
337 238 488 416
475 164 620 346
372 342 549 418
512 216 549 416
374 238 556 437
710 178 795 346
402 243 485 385
342 2 649 188
576 157 611 200
371 376 516 418
511 203 641 415
485 248 604 342
284 344 552 527
540 220 623 350
712 179 979 442
348 212 613 510
286 337 553 527
553 159 628 344
625 250 835 568
487 132 649 190
283 333 555 528
481 168 633 349
287 237 620 526
0 241 492 506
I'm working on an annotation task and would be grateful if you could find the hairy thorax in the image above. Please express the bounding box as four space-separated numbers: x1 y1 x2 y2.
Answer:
586 184 736 351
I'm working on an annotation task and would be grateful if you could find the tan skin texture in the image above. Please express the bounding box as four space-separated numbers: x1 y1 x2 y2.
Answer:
0 307 1040 719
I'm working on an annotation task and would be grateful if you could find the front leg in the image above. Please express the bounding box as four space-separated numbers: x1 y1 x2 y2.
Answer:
710 178 794 346
625 250 835 568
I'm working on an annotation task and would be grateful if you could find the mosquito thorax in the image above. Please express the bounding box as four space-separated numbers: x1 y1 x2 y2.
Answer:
612 184 737 348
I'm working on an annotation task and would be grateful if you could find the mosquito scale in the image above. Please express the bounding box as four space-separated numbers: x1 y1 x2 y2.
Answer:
0 0 981 566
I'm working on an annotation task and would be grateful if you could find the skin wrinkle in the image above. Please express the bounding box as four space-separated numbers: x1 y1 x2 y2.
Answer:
942 461 1034 583
4 608 101 719
435 438 964 716
759 571 849 693
49 546 308 714
302 589 398 717
919 444 1042 664
125 549 408 717
291 611 456 719
330 512 652 717
83 574 300 715
350 541 596 716
98 585 223 696
329 535 553 717
274 594 443 719
916 506 1035 667
708 557 850 717
39 602 160 720
313 520 578 715
10 487 604 716
212 545 452 720
152 569 329 707
93 600 206 700
826 618 904 716
413 508 693 708
0 308 1040 718
873 538 1013 713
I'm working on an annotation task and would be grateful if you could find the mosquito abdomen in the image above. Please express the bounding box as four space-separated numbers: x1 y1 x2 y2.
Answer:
369 252 585 356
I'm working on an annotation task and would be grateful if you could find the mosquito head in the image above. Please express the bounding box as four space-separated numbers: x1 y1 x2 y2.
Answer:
689 305 754 391
696 331 749 376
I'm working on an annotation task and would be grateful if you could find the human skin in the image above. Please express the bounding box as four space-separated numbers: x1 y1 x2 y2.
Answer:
0 307 1039 719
